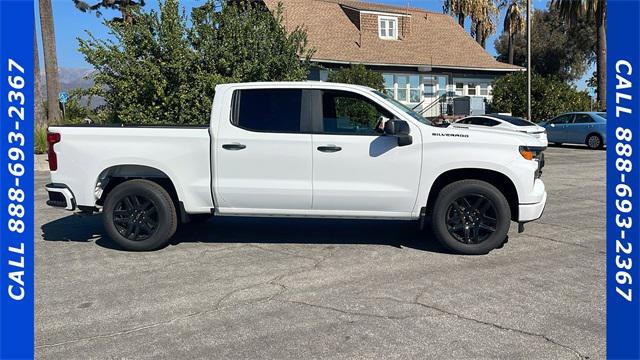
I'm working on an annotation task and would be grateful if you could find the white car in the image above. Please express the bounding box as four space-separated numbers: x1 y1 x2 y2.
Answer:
454 114 548 146
45 82 547 255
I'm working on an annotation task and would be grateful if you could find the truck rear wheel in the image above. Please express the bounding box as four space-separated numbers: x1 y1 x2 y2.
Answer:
431 180 511 255
103 179 177 251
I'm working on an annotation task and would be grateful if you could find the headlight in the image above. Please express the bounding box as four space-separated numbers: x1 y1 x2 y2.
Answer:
519 146 546 160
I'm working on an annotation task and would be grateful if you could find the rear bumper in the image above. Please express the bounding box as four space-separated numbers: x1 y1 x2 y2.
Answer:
45 183 76 211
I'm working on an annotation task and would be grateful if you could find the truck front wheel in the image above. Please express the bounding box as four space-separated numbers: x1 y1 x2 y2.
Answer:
103 179 178 251
431 180 511 255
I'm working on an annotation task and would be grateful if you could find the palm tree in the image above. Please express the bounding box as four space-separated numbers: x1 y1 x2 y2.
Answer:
551 0 606 108
39 0 61 123
470 0 500 48
443 0 474 28
503 0 525 65
72 0 146 24
34 20 45 126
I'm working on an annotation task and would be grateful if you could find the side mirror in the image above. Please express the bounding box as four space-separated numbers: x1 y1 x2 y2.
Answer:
384 119 410 135
383 119 412 146
550 123 556 128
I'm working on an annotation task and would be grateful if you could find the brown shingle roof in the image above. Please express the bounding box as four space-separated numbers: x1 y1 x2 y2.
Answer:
263 0 522 71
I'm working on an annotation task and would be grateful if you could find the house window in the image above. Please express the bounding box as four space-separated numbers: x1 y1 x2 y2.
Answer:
383 73 430 104
383 74 394 98
479 83 490 96
409 75 420 103
467 82 478 96
455 82 464 96
423 75 448 97
453 78 493 97
396 76 408 101
379 16 398 40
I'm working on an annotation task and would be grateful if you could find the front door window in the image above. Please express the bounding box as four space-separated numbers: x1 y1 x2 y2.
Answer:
320 90 393 135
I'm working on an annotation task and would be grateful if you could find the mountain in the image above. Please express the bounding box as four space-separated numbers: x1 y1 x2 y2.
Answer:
42 68 104 108
58 67 95 91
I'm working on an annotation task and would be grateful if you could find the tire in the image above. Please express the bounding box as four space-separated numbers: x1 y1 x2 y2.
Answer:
431 180 511 255
586 134 603 150
103 179 177 251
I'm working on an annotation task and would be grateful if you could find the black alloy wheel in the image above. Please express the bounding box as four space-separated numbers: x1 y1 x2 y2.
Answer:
445 194 497 244
113 194 159 241
431 179 511 255
103 179 177 251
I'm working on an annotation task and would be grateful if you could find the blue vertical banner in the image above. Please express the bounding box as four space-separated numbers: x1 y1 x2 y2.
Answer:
0 0 35 359
607 0 640 359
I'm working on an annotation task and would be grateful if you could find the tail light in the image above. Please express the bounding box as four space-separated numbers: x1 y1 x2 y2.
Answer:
47 132 61 171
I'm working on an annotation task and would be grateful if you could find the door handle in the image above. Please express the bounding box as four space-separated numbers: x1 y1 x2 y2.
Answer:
317 145 342 153
222 143 246 150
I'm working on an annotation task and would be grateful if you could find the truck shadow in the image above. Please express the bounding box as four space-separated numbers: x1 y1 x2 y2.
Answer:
40 213 456 254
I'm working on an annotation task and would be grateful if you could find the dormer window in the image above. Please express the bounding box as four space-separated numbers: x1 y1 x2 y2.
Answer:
378 16 398 40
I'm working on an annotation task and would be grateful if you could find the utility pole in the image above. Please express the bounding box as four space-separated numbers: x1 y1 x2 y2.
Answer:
526 0 532 121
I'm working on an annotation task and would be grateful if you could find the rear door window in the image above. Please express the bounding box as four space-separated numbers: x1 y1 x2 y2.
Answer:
232 89 303 133
550 114 573 124
573 114 595 124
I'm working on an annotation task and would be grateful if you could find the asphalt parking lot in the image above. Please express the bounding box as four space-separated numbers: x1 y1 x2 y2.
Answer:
35 145 605 359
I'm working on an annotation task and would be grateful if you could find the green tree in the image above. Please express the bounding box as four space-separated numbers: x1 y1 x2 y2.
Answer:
443 0 474 28
78 0 313 125
470 0 500 48
327 64 384 90
72 0 145 23
495 8 595 81
327 64 385 128
190 1 313 84
491 72 593 122
551 0 606 108
502 0 525 65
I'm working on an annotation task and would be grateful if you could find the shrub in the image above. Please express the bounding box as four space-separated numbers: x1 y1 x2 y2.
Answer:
328 64 384 91
34 125 48 155
491 72 593 122
78 0 314 125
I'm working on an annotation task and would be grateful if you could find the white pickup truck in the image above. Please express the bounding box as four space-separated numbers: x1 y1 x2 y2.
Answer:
45 82 547 255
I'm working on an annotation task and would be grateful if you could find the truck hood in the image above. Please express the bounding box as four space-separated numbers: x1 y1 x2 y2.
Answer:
428 123 546 148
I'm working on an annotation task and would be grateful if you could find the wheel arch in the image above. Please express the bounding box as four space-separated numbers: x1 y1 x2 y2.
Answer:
94 164 181 208
424 168 519 221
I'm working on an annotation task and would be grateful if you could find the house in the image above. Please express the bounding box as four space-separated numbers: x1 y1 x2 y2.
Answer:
261 0 523 117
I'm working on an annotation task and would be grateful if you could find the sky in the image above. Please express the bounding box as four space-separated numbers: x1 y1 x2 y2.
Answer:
35 0 591 89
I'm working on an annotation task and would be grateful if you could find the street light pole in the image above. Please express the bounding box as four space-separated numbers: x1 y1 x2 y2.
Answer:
527 0 532 121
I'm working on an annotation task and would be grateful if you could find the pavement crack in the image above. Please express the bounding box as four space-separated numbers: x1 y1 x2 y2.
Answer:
278 299 414 321
410 298 584 359
526 234 605 254
246 244 320 263
36 311 204 349
36 249 332 350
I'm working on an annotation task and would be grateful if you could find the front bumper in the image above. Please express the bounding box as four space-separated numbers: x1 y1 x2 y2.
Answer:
45 183 76 211
519 190 547 222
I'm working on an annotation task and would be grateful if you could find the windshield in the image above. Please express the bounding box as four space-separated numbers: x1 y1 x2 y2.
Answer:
372 91 432 125
597 112 607 119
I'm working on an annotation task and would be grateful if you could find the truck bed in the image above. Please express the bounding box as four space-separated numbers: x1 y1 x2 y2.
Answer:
47 125 214 213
